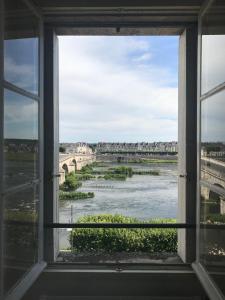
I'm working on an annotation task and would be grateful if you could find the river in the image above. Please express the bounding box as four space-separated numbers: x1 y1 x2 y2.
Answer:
59 162 178 223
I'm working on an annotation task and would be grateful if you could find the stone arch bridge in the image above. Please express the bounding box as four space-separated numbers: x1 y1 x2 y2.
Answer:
59 153 96 185
201 157 225 215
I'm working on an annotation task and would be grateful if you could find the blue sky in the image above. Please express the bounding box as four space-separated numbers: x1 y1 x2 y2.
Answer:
59 36 179 143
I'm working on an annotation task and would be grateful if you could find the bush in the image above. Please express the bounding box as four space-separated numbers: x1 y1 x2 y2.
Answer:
79 164 94 174
59 146 66 153
62 175 82 191
70 214 177 253
60 172 83 191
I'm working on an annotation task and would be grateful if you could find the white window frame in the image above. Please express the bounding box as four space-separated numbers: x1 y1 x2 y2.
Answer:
43 24 198 265
0 1 46 300
192 0 225 299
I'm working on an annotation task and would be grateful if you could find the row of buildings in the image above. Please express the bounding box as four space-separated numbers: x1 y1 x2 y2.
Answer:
95 142 178 153
60 142 94 155
60 142 178 154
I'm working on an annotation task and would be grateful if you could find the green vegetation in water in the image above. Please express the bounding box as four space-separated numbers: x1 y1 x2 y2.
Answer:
5 210 38 222
70 214 177 253
204 213 225 224
133 170 160 175
100 166 133 180
94 162 108 167
4 210 39 255
5 152 36 161
59 191 95 200
73 173 95 181
92 170 107 175
60 171 95 200
95 166 160 180
104 173 127 180
60 173 82 191
111 166 133 177
142 159 177 164
78 164 95 174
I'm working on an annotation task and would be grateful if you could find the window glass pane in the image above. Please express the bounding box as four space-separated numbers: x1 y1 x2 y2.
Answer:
201 90 225 187
4 0 39 94
201 0 225 94
200 186 225 290
3 185 39 295
4 89 38 189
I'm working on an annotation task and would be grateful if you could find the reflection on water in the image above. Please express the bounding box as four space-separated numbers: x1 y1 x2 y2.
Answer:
59 163 178 223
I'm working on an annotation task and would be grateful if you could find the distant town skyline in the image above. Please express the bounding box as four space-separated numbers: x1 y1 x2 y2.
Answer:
59 36 178 143
60 141 178 154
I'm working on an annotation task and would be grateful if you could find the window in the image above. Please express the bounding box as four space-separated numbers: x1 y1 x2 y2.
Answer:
0 0 44 298
196 0 225 297
51 32 197 265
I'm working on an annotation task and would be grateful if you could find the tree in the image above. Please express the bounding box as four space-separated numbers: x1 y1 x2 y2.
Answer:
59 146 66 153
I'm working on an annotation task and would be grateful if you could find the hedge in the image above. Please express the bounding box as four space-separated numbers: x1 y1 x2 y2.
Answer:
70 214 177 253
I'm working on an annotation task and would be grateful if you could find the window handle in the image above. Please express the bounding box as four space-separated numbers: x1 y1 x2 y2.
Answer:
179 173 187 178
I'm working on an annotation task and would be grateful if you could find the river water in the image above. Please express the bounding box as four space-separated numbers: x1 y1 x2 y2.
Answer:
59 162 178 223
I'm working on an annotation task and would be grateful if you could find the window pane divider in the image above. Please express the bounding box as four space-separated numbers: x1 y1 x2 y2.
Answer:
2 179 39 196
200 81 225 101
45 223 195 229
4 80 39 101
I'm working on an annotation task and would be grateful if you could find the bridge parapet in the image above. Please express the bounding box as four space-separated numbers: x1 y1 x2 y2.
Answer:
59 153 96 184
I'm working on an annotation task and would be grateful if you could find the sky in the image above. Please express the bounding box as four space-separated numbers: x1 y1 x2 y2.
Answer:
59 36 179 143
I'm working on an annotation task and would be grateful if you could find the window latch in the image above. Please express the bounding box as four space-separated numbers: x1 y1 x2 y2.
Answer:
179 173 187 178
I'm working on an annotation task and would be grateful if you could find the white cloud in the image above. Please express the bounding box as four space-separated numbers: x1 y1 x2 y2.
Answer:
59 36 178 142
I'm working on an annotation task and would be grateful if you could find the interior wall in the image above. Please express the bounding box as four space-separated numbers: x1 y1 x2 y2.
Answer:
22 270 207 300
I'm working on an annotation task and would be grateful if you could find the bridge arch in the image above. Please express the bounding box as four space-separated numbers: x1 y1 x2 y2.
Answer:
62 163 69 174
72 159 77 171
208 184 225 214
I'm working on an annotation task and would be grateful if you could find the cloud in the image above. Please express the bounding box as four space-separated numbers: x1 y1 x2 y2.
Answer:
133 52 152 62
59 36 178 142
201 35 225 93
4 38 38 94
4 90 38 139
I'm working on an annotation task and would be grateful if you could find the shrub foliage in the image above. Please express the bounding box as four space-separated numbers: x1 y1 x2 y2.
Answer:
61 173 82 191
70 214 177 253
